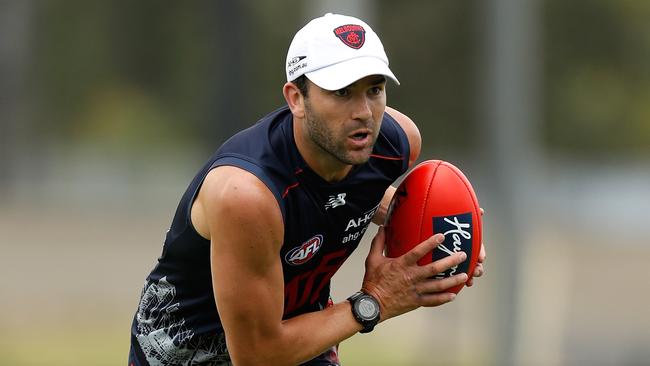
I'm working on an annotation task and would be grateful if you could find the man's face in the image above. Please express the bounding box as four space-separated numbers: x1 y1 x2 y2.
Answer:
302 75 387 166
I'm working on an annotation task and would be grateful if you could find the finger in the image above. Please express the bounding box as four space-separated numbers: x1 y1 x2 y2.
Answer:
480 207 485 216
479 243 486 262
418 292 457 307
416 273 468 294
369 226 387 258
401 234 445 265
413 251 467 280
472 263 484 278
467 263 485 287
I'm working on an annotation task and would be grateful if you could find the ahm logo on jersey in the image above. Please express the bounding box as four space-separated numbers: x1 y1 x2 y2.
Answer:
285 235 324 266
431 213 473 279
325 193 346 210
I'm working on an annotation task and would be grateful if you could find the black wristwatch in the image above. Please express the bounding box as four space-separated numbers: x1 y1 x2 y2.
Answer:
347 291 380 333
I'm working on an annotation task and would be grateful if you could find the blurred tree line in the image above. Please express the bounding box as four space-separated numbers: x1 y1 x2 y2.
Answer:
543 0 650 157
7 0 650 160
26 0 298 155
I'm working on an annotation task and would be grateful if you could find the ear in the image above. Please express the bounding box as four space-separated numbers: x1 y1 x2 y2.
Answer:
283 82 305 119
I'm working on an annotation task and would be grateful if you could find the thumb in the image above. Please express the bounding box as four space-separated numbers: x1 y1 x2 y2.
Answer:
369 225 387 258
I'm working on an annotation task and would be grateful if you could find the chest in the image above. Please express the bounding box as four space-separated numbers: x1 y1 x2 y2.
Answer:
282 178 387 260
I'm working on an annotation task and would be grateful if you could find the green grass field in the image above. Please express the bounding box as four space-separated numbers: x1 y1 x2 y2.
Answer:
0 322 128 366
0 326 417 366
0 319 451 366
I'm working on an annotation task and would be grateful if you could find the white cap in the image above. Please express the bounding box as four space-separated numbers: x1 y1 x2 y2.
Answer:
285 13 399 91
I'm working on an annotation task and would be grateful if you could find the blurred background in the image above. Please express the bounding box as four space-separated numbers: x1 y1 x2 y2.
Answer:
1 0 649 365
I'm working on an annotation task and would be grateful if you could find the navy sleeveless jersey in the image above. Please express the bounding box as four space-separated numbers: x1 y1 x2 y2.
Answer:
130 106 410 365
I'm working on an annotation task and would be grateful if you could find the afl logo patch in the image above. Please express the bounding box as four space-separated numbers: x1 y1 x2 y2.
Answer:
285 235 324 266
333 24 366 49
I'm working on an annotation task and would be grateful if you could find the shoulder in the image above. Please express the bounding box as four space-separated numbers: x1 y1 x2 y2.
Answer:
201 166 282 222
193 166 284 253
385 106 422 167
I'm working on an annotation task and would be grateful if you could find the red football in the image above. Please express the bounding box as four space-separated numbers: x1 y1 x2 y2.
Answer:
384 160 482 294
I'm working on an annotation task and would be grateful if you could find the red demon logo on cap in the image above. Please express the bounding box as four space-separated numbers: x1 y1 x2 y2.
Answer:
333 24 366 49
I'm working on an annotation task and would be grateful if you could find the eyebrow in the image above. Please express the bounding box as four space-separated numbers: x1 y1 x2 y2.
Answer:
369 75 387 85
370 75 386 85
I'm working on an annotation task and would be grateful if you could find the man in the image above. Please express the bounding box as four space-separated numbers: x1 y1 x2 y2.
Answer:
129 13 485 366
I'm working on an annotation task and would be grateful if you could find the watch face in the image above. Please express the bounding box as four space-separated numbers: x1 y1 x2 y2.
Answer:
357 297 379 319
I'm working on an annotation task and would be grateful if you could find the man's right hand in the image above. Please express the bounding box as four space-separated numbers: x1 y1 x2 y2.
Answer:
360 226 469 321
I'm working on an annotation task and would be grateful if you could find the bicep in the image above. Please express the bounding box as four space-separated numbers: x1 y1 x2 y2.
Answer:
200 167 286 357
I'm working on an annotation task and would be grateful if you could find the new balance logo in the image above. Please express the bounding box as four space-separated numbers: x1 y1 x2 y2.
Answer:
325 193 346 210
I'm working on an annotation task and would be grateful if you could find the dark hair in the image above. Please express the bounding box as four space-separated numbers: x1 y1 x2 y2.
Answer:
292 75 310 98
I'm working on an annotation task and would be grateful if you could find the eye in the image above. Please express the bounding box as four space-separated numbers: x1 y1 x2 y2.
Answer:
333 88 350 97
368 86 384 96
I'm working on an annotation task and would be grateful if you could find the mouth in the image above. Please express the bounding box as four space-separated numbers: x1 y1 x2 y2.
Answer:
348 129 371 141
347 129 373 149
350 132 369 141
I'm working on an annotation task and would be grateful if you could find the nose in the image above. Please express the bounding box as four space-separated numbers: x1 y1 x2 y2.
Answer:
351 94 373 121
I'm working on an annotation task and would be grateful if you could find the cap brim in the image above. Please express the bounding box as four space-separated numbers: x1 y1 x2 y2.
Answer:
305 56 400 91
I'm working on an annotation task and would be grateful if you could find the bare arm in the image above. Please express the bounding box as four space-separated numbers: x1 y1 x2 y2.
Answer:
196 166 362 365
193 166 468 365
386 106 421 168
373 107 422 225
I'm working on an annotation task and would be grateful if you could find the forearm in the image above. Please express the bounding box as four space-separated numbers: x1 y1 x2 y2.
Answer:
227 301 362 366
372 185 396 225
281 301 362 363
